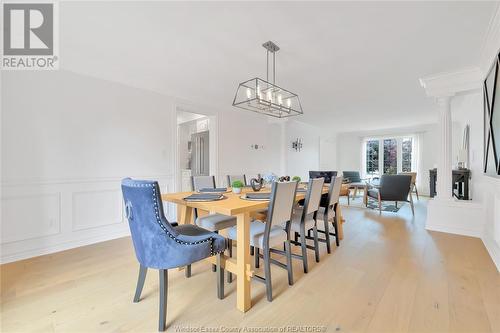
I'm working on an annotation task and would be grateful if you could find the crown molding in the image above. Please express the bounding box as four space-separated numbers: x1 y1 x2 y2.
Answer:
419 67 482 98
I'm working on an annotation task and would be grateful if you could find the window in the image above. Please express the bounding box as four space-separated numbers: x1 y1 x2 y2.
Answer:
402 138 413 172
383 139 397 174
363 136 415 177
366 140 379 175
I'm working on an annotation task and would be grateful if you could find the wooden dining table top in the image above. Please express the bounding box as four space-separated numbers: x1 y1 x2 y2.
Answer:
161 185 328 215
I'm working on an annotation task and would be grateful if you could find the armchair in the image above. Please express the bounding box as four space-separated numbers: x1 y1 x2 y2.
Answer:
363 174 414 215
121 178 226 331
342 171 368 199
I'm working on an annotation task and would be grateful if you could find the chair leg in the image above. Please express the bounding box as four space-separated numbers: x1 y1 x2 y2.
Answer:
255 247 260 268
378 195 382 214
227 239 233 283
323 211 331 254
395 201 398 208
263 248 273 302
133 265 147 303
158 269 168 332
211 232 219 272
300 226 309 273
185 264 191 278
347 192 350 205
216 253 224 300
294 232 299 243
333 215 340 247
313 225 320 263
285 241 294 285
415 185 419 200
409 193 415 216
250 246 254 256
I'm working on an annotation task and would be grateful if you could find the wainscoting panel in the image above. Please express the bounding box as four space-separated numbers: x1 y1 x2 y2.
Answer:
1 193 61 243
72 189 124 231
1 175 175 264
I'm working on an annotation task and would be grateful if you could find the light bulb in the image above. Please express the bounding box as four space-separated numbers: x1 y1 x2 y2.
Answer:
278 94 283 105
267 91 272 102
246 88 252 99
287 99 291 108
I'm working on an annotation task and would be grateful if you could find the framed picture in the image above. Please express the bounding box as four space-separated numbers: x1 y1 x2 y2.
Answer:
484 53 500 176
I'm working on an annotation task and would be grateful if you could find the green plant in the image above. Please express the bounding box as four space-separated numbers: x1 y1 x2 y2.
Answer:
292 176 301 182
232 180 244 188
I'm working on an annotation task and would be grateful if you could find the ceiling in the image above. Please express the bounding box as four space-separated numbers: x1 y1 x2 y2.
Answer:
60 1 498 132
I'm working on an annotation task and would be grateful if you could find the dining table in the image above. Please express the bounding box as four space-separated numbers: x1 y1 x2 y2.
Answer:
161 185 344 312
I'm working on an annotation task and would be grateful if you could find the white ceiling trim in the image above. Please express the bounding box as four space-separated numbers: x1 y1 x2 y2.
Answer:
419 67 482 98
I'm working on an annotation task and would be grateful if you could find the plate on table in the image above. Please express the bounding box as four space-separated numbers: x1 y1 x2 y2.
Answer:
183 193 225 202
240 193 271 201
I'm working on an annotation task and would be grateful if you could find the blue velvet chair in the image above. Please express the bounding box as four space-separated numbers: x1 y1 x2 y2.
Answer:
121 178 226 331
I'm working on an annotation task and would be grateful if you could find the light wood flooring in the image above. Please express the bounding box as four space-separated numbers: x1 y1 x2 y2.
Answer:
1 197 499 333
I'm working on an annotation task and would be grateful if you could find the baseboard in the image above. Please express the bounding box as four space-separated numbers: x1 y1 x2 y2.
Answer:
426 223 483 238
482 235 500 273
425 198 485 238
0 229 130 264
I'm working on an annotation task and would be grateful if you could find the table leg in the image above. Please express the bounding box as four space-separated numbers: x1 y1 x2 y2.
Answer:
177 205 193 272
178 205 193 225
236 212 251 312
336 204 344 240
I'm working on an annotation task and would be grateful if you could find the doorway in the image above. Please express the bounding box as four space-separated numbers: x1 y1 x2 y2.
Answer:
176 110 211 192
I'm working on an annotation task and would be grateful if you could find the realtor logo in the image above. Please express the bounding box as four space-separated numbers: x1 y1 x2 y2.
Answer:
2 2 59 70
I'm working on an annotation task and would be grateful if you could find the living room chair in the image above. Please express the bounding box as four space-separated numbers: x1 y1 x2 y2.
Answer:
363 174 414 215
399 172 419 200
227 181 297 301
121 178 226 331
342 171 367 199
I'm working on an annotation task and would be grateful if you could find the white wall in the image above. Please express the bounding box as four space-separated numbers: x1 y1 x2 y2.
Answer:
285 121 320 181
1 70 320 263
451 91 500 270
332 124 439 195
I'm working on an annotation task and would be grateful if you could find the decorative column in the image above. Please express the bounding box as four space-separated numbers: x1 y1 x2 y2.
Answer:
436 95 453 200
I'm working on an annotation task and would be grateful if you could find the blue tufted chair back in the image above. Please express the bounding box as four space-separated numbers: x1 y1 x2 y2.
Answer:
121 178 181 269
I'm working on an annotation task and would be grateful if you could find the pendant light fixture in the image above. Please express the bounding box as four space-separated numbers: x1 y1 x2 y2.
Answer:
232 41 303 118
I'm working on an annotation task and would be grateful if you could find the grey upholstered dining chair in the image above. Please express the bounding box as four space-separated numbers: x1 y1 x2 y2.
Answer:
227 174 247 186
308 176 343 253
121 178 226 331
227 181 297 301
364 174 414 215
288 177 325 273
191 175 237 281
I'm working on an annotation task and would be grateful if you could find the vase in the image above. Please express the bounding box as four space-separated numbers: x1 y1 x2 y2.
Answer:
233 187 242 194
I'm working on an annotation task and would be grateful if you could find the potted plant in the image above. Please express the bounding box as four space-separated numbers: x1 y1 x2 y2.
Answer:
292 176 301 182
232 180 244 194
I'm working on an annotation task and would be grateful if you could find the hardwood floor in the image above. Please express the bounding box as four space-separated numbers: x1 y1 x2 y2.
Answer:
1 197 499 332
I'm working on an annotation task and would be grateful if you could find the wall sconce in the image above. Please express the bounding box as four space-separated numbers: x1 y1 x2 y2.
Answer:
250 144 264 150
292 138 303 152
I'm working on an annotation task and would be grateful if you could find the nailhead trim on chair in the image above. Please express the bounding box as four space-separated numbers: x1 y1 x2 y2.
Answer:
125 182 224 256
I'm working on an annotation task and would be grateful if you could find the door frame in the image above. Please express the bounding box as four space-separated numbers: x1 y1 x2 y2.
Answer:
173 104 219 192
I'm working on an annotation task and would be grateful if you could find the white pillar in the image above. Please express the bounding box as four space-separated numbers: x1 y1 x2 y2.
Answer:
436 95 453 200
